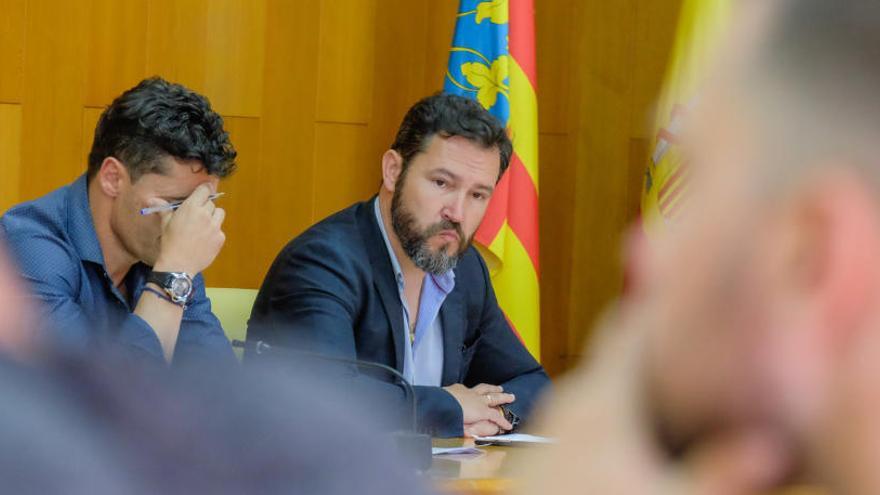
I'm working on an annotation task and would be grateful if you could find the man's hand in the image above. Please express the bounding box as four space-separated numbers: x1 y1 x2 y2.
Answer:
443 383 515 436
152 184 226 275
518 307 790 495
464 419 504 438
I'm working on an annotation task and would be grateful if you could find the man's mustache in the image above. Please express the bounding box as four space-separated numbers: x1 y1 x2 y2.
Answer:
424 220 464 241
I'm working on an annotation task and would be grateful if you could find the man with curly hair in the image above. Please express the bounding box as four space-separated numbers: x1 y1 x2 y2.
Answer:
0 77 238 366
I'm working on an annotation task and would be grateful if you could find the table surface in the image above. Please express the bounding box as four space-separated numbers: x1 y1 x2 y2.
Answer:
426 438 827 495
427 438 530 494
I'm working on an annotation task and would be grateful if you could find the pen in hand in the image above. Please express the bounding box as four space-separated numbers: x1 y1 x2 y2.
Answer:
139 192 226 215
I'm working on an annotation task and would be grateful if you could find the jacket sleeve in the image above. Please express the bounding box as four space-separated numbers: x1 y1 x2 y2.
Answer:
462 254 551 427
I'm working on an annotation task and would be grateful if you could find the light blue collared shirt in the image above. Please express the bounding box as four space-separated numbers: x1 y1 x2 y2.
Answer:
373 198 454 386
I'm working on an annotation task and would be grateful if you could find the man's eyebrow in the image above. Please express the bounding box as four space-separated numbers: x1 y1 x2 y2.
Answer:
430 167 495 195
431 168 460 181
473 183 494 194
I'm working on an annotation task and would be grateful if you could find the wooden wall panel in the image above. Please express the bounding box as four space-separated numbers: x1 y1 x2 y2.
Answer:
536 132 575 376
85 0 149 107
203 116 263 288
369 0 429 158
315 0 376 124
423 1 458 93
534 0 573 135
0 104 22 212
0 0 27 104
79 107 103 169
1 0 683 374
311 123 376 220
145 0 209 95
19 0 90 201
535 0 577 375
204 0 266 117
258 0 321 259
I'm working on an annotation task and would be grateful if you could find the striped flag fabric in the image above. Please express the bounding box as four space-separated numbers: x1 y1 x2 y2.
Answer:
642 0 731 236
444 0 541 359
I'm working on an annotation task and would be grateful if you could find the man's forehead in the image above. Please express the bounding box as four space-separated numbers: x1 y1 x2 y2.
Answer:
138 158 214 193
421 136 499 176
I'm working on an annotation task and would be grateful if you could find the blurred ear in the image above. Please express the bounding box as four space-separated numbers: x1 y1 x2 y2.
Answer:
95 157 130 198
381 150 404 193
622 224 650 298
780 169 880 341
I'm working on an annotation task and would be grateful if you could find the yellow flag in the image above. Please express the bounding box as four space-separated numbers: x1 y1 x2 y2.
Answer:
642 0 732 236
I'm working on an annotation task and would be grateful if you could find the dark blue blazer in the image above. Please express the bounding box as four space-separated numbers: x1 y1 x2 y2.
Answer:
246 199 550 437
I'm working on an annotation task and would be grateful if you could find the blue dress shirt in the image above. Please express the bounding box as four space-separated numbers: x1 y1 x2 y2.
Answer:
0 174 235 365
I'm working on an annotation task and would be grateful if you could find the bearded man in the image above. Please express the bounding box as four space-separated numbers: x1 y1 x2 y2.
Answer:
247 93 549 438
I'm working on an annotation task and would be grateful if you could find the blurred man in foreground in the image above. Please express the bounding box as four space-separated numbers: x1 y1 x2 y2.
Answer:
525 1 880 493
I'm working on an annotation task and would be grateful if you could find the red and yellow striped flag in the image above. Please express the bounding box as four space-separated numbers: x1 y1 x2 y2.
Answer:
642 0 731 236
445 0 540 359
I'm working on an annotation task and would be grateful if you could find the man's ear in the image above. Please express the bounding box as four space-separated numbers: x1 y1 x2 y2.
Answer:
381 150 404 193
95 157 129 198
784 170 880 338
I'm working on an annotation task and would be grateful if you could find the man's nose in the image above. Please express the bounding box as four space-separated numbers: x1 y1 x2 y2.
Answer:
442 193 466 224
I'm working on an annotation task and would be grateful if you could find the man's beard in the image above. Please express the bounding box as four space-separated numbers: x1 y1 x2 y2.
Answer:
390 185 470 276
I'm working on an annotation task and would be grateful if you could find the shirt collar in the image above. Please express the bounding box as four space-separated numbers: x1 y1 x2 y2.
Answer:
66 174 106 266
372 197 455 293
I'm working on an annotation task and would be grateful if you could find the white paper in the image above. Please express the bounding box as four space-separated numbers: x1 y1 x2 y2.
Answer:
431 446 483 456
473 433 555 444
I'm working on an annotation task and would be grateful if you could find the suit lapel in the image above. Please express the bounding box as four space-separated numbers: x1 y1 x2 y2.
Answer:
356 198 406 373
439 288 466 385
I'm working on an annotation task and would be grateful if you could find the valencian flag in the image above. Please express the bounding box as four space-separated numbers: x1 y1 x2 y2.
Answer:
642 0 731 236
444 0 540 359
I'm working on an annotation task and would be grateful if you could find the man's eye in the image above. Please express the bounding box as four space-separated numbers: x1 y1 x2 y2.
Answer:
472 192 486 200
434 179 447 188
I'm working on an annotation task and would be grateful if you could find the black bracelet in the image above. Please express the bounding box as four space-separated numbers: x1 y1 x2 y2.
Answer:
143 286 184 308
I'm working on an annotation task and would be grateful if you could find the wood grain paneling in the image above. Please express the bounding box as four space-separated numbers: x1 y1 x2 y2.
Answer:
203 116 264 288
0 104 22 212
312 122 376 220
258 0 321 251
537 131 575 377
19 0 90 200
85 0 149 107
145 0 209 94
0 0 27 104
79 107 104 169
535 0 573 135
315 0 376 124
204 0 266 117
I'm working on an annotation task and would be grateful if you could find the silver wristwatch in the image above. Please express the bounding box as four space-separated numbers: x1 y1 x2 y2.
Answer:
146 271 194 306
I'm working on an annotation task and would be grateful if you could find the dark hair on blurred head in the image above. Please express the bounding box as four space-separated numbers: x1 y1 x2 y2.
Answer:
391 93 512 181
87 77 237 182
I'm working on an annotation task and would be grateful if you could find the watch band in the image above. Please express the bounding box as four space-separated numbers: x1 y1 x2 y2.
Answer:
146 271 175 288
143 286 183 307
499 405 521 430
146 271 193 307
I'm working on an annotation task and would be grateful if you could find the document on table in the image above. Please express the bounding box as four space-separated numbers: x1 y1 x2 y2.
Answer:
473 433 555 445
431 446 483 456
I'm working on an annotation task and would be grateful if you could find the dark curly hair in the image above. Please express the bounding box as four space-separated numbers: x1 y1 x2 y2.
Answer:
391 92 512 181
87 77 237 181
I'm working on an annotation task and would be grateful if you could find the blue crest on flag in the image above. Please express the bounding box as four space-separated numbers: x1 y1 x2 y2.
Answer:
444 0 511 126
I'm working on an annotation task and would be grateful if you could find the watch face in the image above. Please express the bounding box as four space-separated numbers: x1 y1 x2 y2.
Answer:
169 275 193 300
